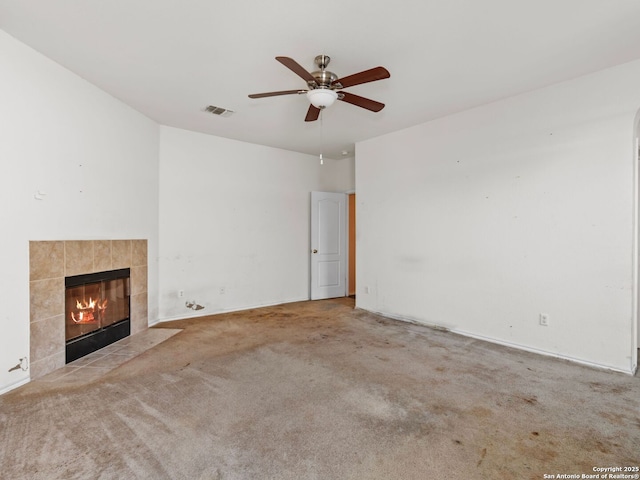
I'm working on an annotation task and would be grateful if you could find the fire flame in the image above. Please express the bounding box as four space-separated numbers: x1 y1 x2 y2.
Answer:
71 297 108 324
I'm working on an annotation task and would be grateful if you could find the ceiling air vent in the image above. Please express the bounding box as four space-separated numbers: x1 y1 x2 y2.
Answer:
204 105 235 117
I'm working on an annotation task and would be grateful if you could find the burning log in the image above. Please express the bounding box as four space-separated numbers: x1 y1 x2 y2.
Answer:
71 297 108 324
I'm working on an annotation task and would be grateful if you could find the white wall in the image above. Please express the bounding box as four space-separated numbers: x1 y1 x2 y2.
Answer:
357 60 640 374
0 30 160 392
319 156 355 193
158 126 338 320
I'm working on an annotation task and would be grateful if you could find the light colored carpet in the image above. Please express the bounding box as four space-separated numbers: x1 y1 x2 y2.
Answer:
1 298 638 479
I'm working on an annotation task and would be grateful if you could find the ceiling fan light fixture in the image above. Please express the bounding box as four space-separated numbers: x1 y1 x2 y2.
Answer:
307 88 338 109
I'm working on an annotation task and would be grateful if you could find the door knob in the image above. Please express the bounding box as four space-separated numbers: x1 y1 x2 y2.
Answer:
312 249 318 254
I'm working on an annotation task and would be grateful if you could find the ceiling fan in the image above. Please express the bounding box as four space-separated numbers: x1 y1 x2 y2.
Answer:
248 55 390 122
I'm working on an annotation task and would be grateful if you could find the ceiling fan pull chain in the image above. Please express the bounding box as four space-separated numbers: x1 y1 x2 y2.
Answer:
320 111 324 165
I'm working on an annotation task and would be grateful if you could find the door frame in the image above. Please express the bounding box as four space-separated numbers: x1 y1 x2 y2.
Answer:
632 112 639 375
346 190 355 297
310 191 348 300
309 190 355 300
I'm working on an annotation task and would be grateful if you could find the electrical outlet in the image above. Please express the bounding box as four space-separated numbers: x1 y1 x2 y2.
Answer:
179 290 184 298
364 286 370 294
539 313 549 326
219 287 225 295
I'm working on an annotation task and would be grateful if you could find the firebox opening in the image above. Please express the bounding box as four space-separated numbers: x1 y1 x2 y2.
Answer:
65 268 130 363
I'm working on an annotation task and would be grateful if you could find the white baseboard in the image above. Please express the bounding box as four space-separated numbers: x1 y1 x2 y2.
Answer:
359 307 635 376
454 328 633 375
155 296 310 324
0 377 30 396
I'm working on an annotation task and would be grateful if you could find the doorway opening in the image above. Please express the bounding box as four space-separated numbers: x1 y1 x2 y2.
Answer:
309 191 356 301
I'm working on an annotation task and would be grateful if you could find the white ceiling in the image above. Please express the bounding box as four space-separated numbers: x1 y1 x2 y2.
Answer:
2 0 640 159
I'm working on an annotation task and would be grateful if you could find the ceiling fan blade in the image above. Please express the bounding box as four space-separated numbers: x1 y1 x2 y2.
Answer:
334 66 390 89
248 90 306 99
276 56 317 85
338 91 385 112
305 105 321 122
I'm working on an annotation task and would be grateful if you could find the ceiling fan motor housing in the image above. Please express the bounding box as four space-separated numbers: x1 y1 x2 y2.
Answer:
309 70 339 89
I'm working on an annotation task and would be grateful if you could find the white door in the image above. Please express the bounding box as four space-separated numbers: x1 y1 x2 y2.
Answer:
311 191 347 300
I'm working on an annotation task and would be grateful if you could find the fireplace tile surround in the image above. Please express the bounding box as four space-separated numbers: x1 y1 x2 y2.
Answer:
29 240 148 380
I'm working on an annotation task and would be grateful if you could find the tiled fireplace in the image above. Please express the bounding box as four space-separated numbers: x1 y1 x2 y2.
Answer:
29 240 148 380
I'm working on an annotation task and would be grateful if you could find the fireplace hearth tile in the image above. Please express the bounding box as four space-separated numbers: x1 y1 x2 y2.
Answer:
35 328 181 385
131 266 147 296
30 351 65 379
50 366 112 385
109 345 142 356
30 278 64 322
132 240 147 267
92 352 137 369
30 315 65 361
98 343 127 354
36 365 80 382
112 240 132 269
29 241 64 281
65 241 94 276
93 240 113 272
130 292 148 334
70 351 108 367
